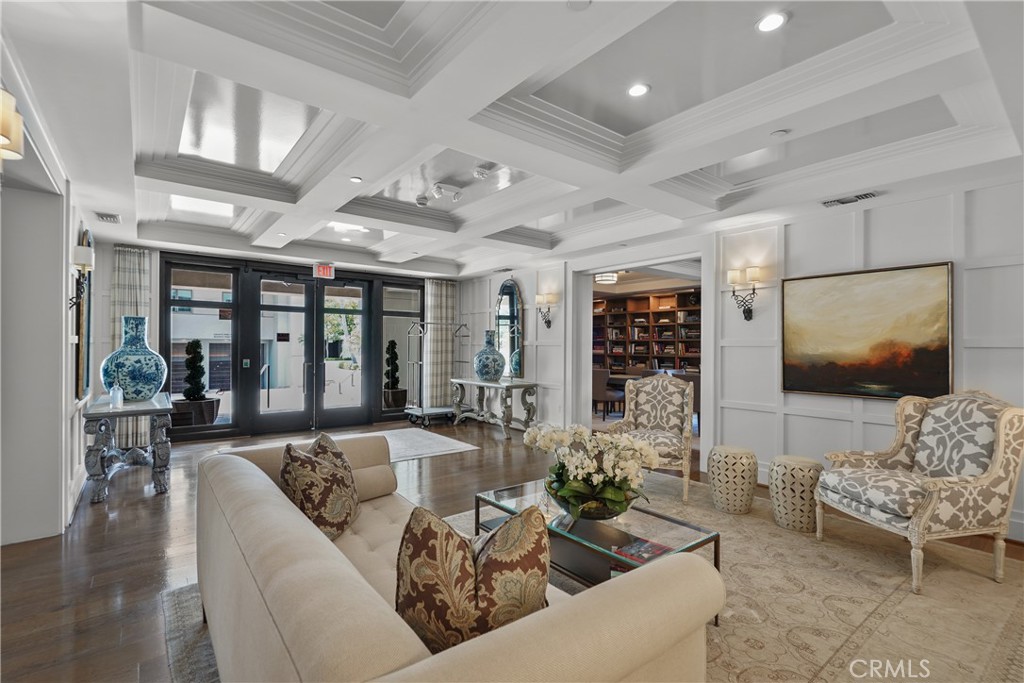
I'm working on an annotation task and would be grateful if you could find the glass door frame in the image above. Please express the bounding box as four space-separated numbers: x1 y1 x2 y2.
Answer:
159 260 240 440
160 252 425 440
245 271 316 434
315 278 372 429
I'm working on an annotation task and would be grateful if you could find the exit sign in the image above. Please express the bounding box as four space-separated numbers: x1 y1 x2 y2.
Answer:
314 263 335 279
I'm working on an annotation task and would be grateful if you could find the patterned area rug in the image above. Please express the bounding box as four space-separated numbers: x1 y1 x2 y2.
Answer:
376 428 478 461
162 474 1022 683
162 584 219 683
450 474 1024 683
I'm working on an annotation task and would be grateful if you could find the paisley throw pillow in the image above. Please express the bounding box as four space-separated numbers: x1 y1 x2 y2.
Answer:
280 440 359 540
395 506 550 653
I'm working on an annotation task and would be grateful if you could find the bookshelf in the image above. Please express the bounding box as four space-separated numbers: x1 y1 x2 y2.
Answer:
593 288 701 372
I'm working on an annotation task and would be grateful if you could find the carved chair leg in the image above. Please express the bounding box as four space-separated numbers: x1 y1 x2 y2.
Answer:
994 533 1006 583
815 500 824 541
910 542 924 594
682 473 690 503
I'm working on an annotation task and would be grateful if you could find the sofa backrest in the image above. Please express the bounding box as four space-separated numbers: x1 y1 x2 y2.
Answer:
912 393 1008 478
197 453 430 682
219 433 398 501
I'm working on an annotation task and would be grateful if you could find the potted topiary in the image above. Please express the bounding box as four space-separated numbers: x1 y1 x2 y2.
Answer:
383 339 407 409
171 339 221 426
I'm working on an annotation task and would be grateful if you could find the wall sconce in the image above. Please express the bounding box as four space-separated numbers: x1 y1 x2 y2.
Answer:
536 293 557 328
69 245 95 309
1 88 25 161
728 266 760 321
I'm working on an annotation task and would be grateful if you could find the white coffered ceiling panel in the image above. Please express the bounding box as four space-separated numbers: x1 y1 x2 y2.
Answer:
532 1 894 136
4 1 1019 276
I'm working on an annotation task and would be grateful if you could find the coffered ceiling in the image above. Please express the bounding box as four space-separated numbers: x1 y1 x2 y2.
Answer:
2 1 1020 278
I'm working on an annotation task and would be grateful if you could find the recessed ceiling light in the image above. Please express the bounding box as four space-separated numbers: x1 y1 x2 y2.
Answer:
628 83 651 97
341 237 352 242
349 176 362 183
277 232 287 237
757 12 787 32
770 128 791 138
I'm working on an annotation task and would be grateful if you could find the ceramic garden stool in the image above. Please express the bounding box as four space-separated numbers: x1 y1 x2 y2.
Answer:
707 446 758 514
769 455 824 532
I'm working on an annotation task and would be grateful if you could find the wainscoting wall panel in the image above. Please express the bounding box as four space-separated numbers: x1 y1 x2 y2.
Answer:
718 179 1024 539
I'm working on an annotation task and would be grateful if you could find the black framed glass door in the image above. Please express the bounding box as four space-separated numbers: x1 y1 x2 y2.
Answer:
250 274 314 433
317 281 370 427
243 272 371 433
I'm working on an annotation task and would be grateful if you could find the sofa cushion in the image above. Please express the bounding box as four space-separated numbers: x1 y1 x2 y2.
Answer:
281 440 360 540
912 394 1002 478
818 467 931 517
396 506 550 653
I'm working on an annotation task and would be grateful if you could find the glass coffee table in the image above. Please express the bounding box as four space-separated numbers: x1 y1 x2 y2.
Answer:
475 479 720 624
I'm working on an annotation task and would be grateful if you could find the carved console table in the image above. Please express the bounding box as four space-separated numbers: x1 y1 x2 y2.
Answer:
450 378 538 440
82 392 172 503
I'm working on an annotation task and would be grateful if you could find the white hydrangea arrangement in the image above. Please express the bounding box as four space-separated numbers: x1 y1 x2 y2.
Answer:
524 423 659 519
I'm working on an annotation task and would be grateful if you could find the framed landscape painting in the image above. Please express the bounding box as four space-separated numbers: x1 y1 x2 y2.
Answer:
782 262 952 399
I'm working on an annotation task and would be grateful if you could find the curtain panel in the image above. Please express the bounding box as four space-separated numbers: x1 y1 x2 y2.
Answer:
423 279 456 408
110 245 153 446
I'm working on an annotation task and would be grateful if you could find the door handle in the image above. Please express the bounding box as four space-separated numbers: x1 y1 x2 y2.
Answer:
303 362 312 394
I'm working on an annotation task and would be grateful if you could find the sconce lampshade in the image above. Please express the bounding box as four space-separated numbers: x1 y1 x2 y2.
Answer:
0 89 24 160
727 269 742 285
594 272 618 285
535 293 557 305
745 266 761 283
72 245 95 272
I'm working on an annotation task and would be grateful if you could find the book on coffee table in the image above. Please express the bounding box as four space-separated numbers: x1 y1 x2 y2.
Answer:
609 538 675 577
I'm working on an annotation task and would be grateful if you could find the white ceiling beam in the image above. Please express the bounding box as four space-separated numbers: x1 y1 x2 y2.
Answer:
137 221 459 277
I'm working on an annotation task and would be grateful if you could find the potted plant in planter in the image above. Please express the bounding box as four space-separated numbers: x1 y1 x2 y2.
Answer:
171 339 221 426
383 339 407 409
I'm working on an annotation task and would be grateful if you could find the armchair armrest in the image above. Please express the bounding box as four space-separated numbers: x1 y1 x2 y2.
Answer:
606 419 633 434
825 450 904 470
375 554 725 682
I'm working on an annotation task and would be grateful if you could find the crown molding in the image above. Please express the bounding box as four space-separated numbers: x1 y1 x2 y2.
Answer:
338 197 459 234
473 98 622 173
135 158 297 209
482 226 555 252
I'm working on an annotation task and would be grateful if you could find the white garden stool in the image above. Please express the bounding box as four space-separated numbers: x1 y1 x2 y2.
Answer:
707 446 758 514
769 455 824 532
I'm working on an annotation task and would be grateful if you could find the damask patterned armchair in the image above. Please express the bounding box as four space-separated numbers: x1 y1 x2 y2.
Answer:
815 391 1024 594
608 373 694 501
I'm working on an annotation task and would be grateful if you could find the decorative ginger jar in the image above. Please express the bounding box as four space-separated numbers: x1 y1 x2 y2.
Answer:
473 330 505 381
101 316 168 402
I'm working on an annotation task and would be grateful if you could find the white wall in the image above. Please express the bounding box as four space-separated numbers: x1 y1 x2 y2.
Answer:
717 179 1024 540
457 266 567 426
1 187 74 544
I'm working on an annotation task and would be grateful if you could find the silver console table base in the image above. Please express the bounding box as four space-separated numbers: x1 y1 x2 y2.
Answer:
83 393 172 503
450 378 538 439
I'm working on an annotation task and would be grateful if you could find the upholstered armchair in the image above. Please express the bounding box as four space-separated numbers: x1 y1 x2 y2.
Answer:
608 373 694 500
815 391 1024 594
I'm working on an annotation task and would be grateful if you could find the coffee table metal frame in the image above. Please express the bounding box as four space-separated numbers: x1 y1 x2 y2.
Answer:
475 480 720 625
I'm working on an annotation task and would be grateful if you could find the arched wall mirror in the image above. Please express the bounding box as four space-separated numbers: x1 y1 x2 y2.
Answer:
494 279 524 378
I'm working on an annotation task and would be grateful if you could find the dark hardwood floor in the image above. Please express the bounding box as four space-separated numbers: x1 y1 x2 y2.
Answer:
1 421 1019 681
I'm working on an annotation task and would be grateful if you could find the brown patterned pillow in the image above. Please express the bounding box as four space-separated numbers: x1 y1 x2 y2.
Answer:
395 506 550 653
280 441 359 540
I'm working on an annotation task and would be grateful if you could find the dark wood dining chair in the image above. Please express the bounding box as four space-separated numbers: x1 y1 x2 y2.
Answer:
592 368 625 421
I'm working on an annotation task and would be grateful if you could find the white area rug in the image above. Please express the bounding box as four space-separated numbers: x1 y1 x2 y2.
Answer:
375 428 478 461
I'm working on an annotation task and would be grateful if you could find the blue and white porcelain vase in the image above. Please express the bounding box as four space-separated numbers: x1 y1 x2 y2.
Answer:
101 316 168 402
474 330 505 381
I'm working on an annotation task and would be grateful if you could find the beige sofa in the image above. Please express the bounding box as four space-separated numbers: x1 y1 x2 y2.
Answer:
198 433 726 682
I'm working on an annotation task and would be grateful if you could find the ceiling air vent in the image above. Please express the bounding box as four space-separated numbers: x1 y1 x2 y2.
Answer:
821 192 877 208
95 212 121 224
